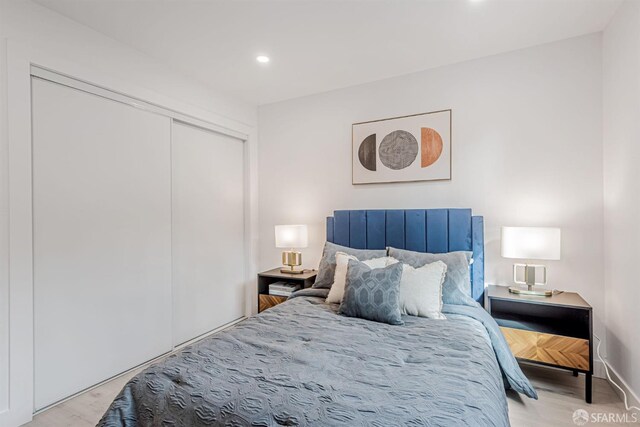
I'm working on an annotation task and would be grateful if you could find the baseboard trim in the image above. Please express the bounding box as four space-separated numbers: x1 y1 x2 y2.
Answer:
173 316 246 349
604 363 640 411
594 360 606 379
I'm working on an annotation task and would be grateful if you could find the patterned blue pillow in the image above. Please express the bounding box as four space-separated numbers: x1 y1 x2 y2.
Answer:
312 242 387 289
387 247 477 307
338 259 404 325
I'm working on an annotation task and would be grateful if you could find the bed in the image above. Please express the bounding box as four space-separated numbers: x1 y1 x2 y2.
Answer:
99 209 537 427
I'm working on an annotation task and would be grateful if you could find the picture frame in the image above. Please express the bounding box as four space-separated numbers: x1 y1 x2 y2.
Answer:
352 109 451 184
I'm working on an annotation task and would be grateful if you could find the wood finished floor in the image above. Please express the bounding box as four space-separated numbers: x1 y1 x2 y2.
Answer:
24 364 634 426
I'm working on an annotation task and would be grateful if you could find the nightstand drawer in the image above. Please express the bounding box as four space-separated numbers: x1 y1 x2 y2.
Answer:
258 294 287 312
500 326 589 371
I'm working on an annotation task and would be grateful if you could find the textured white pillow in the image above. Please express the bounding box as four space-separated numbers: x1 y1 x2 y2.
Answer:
390 258 448 319
326 252 390 304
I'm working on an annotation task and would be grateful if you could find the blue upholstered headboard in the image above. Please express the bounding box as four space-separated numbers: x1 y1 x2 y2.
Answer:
326 209 485 305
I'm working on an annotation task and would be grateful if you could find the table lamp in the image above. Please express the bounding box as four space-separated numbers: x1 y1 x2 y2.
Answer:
501 226 561 296
275 224 308 274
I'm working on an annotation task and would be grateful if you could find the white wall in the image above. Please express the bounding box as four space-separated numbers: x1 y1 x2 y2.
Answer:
259 34 605 353
603 0 640 401
0 1 258 425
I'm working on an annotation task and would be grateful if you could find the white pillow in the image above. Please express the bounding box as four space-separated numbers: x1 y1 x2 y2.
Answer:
388 258 448 319
326 252 390 304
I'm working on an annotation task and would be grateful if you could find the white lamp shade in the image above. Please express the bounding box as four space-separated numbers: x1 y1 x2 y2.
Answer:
275 225 308 248
501 227 561 260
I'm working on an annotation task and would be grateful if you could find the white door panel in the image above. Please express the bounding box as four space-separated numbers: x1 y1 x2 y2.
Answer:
32 78 173 410
171 121 245 346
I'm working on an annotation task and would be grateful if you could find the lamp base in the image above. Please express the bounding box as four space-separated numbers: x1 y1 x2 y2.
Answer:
281 251 303 274
508 286 553 297
280 267 305 275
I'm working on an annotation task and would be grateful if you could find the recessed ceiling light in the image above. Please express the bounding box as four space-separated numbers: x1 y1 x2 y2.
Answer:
256 55 270 64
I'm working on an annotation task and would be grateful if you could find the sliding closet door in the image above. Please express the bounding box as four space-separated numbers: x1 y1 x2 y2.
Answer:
32 78 172 410
171 121 245 346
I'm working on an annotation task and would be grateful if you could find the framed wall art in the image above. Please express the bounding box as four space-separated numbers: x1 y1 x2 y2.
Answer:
352 109 451 184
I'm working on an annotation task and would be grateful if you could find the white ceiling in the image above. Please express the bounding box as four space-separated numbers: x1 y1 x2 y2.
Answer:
35 0 620 106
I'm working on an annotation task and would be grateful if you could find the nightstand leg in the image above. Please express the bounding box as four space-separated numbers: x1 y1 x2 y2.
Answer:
573 370 578 377
586 373 592 404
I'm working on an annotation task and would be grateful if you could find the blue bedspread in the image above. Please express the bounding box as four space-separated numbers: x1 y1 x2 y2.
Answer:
99 295 535 426
441 304 538 399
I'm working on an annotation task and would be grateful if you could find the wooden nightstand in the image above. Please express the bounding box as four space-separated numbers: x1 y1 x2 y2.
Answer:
487 285 593 403
257 268 317 313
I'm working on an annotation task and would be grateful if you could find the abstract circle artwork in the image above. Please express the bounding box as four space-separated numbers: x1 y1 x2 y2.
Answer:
378 130 418 170
420 127 443 168
358 134 376 171
351 109 451 184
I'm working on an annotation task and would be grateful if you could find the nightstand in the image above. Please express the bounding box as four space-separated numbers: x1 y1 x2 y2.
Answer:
257 268 317 313
487 285 593 403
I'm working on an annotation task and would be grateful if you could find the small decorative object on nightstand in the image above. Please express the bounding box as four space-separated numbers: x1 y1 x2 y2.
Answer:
257 268 317 313
487 285 593 403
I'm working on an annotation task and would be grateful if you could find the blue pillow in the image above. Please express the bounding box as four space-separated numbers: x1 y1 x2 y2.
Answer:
338 259 404 325
387 247 477 307
312 242 387 289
